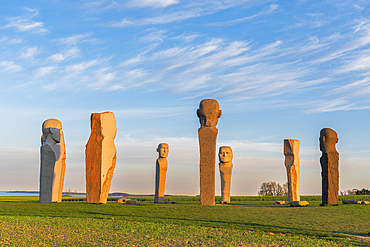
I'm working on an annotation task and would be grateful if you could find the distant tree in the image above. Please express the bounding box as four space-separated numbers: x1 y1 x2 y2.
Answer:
356 188 370 195
258 182 288 196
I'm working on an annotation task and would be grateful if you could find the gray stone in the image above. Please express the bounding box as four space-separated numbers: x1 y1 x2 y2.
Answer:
125 200 139 205
39 119 66 203
342 199 355 204
290 201 309 207
117 198 131 203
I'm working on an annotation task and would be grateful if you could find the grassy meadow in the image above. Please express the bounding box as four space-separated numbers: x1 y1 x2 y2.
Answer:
0 195 369 246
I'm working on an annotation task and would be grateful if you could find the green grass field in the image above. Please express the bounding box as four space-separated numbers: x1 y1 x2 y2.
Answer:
0 195 369 246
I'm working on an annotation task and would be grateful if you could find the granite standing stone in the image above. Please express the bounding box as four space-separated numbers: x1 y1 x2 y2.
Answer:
39 119 66 203
218 146 233 204
319 128 339 205
283 139 300 202
155 143 169 203
197 99 222 206
85 112 117 204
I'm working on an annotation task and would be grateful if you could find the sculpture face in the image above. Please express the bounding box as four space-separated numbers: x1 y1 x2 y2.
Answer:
319 128 338 153
157 143 169 158
197 99 222 128
219 146 233 163
42 119 62 144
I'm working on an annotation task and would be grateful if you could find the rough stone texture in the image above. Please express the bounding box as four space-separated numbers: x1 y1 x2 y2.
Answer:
126 200 139 205
275 201 285 205
39 119 66 203
356 201 370 205
197 99 222 206
155 143 169 203
218 146 233 204
290 201 309 207
117 198 131 203
284 139 300 203
85 112 117 204
319 128 339 205
342 199 355 204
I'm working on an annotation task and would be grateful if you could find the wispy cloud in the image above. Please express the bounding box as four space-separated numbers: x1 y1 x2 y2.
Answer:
1 9 48 33
126 0 180 8
20 47 38 59
209 3 279 26
171 32 202 42
105 0 255 27
106 11 202 27
139 30 168 43
34 66 56 78
87 67 116 90
64 59 100 76
47 47 80 62
56 32 99 46
0 36 23 45
0 61 22 72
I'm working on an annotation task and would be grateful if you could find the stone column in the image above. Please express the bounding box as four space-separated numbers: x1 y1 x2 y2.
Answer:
39 119 66 203
197 99 222 206
218 146 233 203
85 112 117 204
319 128 339 205
283 139 300 203
154 143 169 203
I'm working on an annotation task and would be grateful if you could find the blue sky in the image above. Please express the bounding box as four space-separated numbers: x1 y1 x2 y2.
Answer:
0 0 369 195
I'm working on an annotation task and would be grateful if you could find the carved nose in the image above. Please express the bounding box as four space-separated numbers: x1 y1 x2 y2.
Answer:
205 120 211 127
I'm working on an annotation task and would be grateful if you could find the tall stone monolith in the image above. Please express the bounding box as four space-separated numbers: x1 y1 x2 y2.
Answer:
154 143 169 203
39 119 66 203
85 112 117 204
197 99 222 206
283 139 300 203
319 128 339 205
218 146 233 204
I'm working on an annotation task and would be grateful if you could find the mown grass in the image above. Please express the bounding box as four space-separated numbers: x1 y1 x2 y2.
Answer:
0 196 369 246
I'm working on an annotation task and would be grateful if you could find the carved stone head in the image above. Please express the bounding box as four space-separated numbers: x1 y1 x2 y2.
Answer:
42 119 62 144
319 128 338 153
196 99 222 128
157 143 169 159
219 146 233 163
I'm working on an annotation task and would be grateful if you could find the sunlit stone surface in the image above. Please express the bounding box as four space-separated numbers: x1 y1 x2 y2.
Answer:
319 128 339 205
197 99 222 206
85 112 117 204
283 139 300 203
155 143 169 203
218 146 233 204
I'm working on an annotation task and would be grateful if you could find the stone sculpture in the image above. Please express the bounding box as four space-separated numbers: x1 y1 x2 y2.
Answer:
155 143 169 203
197 99 222 206
39 119 66 203
85 112 117 204
218 146 233 204
290 201 309 207
283 139 300 203
319 128 339 205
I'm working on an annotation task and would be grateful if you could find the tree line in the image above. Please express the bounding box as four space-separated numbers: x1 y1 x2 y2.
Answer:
258 182 288 196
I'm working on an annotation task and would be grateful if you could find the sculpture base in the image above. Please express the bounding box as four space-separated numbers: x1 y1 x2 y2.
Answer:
154 197 164 203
